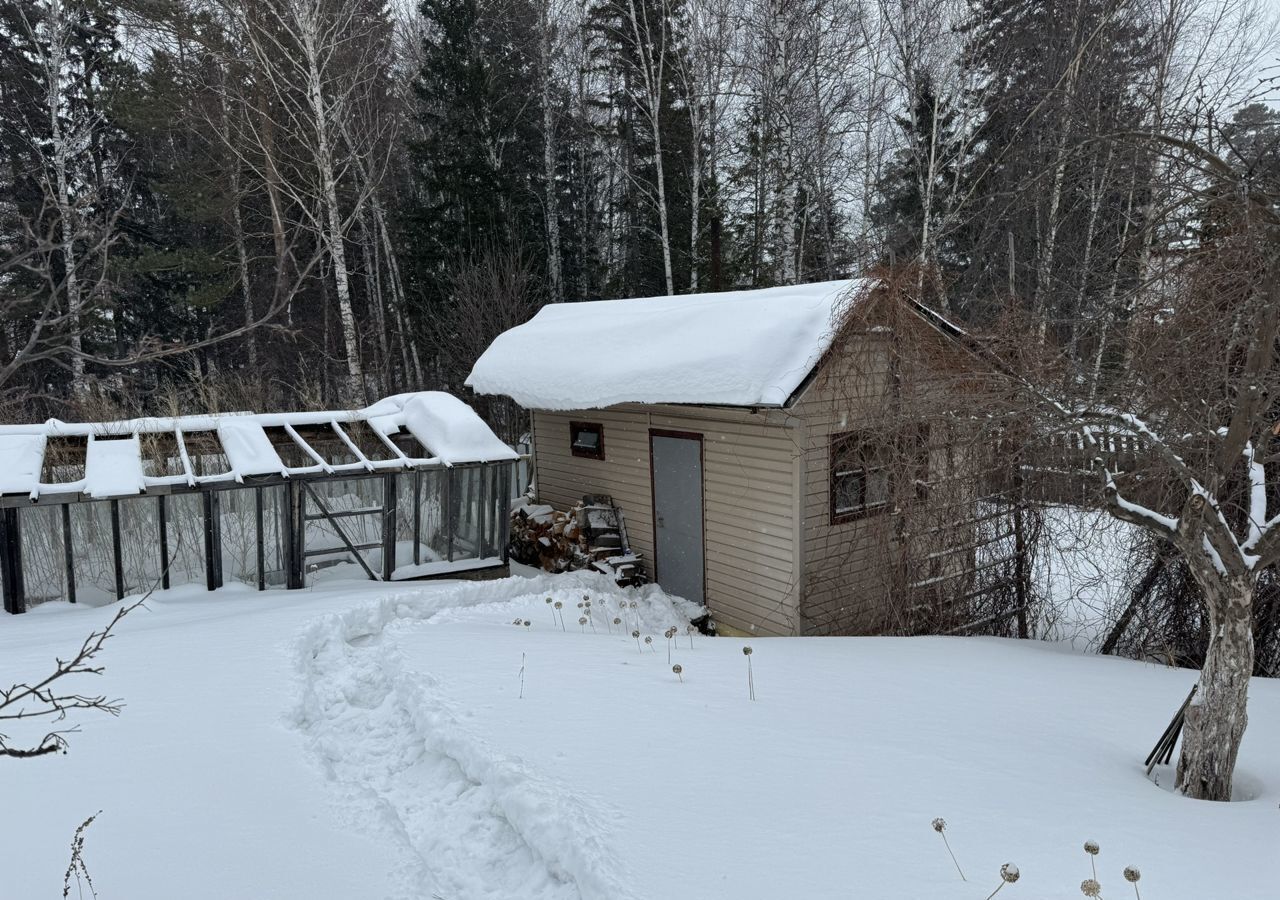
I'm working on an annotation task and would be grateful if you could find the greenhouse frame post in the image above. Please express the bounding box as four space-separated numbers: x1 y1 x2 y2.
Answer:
0 507 25 614
285 480 304 590
497 464 510 564
382 475 397 582
203 491 224 591
412 470 422 567
255 487 266 592
445 467 455 563
110 500 125 599
62 504 77 603
478 466 490 560
157 495 170 590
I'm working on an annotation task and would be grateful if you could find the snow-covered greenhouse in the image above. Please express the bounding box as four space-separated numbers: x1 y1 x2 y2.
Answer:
0 392 521 614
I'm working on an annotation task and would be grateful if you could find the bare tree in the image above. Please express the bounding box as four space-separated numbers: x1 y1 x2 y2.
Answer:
0 596 144 759
998 131 1280 801
215 0 397 403
621 0 677 295
423 248 542 441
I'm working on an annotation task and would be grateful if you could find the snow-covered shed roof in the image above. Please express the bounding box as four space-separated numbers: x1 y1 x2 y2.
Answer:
466 279 861 410
0 392 517 501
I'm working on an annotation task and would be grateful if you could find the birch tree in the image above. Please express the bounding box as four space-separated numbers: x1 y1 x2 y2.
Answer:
224 0 395 403
621 0 677 295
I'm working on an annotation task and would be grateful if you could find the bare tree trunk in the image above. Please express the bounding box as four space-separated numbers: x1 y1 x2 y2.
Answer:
42 1 86 389
221 83 258 370
689 117 702 292
299 10 364 402
540 0 564 302
1066 141 1112 362
1177 572 1253 801
625 0 675 296
357 204 388 393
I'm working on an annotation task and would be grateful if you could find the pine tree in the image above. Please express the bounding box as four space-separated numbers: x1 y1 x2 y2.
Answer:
954 0 1155 332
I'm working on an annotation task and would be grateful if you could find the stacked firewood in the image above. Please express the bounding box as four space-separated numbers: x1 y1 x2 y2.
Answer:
508 495 646 585
508 499 587 572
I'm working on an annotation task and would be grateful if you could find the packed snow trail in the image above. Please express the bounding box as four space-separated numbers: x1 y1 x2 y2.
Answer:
290 576 695 900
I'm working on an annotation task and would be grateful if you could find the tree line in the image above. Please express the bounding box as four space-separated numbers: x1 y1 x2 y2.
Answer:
0 0 1275 421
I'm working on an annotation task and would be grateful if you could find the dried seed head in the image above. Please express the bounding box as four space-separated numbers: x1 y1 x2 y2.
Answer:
513 618 523 625
1081 879 1101 897
629 601 637 609
1084 841 1099 856
1001 863 1020 884
577 602 584 609
632 630 640 639
613 617 622 625
1123 867 1140 883
578 616 587 626
686 625 695 633
742 646 753 656
672 664 683 675
931 818 946 833
583 594 590 603
554 601 563 609
545 597 552 604
644 636 653 645
522 620 531 627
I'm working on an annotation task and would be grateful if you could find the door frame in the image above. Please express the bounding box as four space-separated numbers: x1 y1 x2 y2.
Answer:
648 428 707 604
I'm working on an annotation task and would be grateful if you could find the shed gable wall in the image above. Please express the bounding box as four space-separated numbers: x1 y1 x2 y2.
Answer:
792 335 899 634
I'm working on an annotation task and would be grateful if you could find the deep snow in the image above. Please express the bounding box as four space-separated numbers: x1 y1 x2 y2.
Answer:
465 280 860 409
2 573 1278 899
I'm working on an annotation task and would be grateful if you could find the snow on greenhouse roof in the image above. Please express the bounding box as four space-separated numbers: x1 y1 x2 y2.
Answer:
465 279 861 410
0 391 517 501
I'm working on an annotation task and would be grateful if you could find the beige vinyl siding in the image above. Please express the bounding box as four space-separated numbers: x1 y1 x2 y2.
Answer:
792 335 899 635
531 404 803 636
532 407 655 565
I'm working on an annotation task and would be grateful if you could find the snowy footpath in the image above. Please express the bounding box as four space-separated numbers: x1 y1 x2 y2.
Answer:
2 573 1279 899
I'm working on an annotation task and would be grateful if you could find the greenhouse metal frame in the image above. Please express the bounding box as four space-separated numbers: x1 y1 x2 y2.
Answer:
0 394 520 614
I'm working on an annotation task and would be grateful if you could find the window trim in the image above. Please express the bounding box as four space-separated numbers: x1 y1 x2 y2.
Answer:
829 431 891 524
570 421 605 460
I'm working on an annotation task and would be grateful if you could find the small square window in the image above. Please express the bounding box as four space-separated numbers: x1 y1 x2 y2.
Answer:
570 421 605 460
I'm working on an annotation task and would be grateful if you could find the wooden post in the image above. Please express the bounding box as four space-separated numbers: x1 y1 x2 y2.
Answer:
62 504 77 603
0 507 26 614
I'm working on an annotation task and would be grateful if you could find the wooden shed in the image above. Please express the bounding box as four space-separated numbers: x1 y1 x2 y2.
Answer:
468 279 1006 637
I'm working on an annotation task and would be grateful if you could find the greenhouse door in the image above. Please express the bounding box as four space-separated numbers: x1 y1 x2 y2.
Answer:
298 478 395 583
649 430 704 604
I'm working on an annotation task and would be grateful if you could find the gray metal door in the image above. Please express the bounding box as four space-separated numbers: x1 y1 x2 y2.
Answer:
650 432 705 603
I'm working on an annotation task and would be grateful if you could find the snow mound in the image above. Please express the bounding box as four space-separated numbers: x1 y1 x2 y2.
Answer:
466 280 861 409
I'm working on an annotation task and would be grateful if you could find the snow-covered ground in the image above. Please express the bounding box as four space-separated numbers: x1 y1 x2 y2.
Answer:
2 572 1278 899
